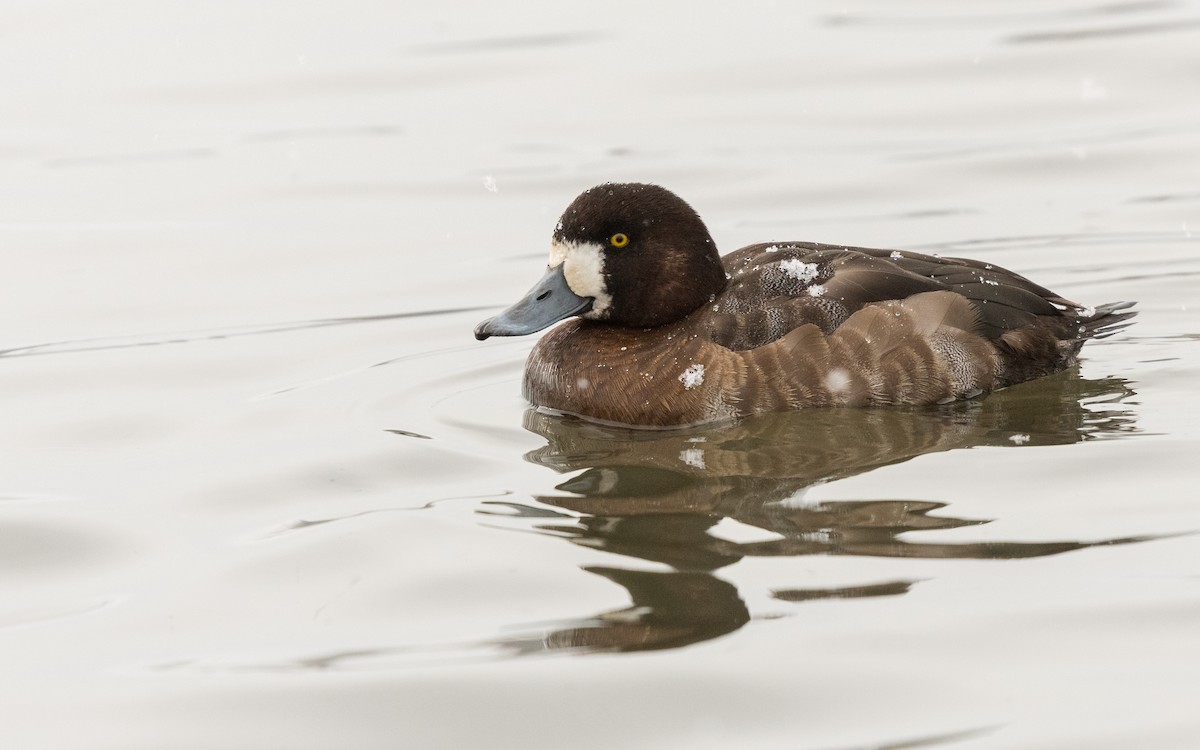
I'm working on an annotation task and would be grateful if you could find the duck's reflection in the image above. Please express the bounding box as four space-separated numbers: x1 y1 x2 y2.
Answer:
486 369 1143 655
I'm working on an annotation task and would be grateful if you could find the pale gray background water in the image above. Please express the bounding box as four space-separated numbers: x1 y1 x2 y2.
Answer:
3 2 1199 748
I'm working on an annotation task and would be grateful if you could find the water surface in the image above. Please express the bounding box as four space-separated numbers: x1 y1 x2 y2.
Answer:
3 1 1199 748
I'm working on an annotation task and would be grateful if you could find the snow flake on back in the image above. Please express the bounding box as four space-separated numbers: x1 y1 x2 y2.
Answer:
778 258 819 284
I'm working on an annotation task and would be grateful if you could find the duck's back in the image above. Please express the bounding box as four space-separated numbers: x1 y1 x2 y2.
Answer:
696 243 1132 407
705 243 1073 345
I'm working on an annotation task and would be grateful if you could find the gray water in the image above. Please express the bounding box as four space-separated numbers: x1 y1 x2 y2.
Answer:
3 2 1199 748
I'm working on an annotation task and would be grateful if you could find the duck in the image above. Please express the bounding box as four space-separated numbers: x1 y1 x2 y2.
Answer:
474 183 1135 428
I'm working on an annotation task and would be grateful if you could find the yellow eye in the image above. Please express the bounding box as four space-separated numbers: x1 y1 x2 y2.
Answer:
609 232 629 248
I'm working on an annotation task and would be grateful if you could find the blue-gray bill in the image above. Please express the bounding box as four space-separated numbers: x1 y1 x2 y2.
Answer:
474 264 593 340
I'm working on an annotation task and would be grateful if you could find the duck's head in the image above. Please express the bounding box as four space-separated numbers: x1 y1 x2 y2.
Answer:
474 183 727 340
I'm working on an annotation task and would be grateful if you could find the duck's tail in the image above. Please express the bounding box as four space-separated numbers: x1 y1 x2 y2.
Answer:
1077 301 1137 340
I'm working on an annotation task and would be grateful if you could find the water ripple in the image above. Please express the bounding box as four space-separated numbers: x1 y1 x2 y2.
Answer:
1006 18 1200 43
0 306 490 360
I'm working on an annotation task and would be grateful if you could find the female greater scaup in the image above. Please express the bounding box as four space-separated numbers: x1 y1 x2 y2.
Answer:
474 183 1135 427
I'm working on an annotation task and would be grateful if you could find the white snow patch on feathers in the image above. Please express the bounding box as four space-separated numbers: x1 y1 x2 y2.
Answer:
679 363 705 389
778 258 819 284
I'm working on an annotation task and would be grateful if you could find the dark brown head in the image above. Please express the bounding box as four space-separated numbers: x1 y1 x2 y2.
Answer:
475 183 727 340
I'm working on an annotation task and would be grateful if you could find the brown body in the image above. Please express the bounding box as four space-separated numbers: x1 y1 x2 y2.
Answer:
524 243 1126 426
475 184 1133 428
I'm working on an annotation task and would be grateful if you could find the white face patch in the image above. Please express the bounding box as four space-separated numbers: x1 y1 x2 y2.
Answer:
549 239 612 318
